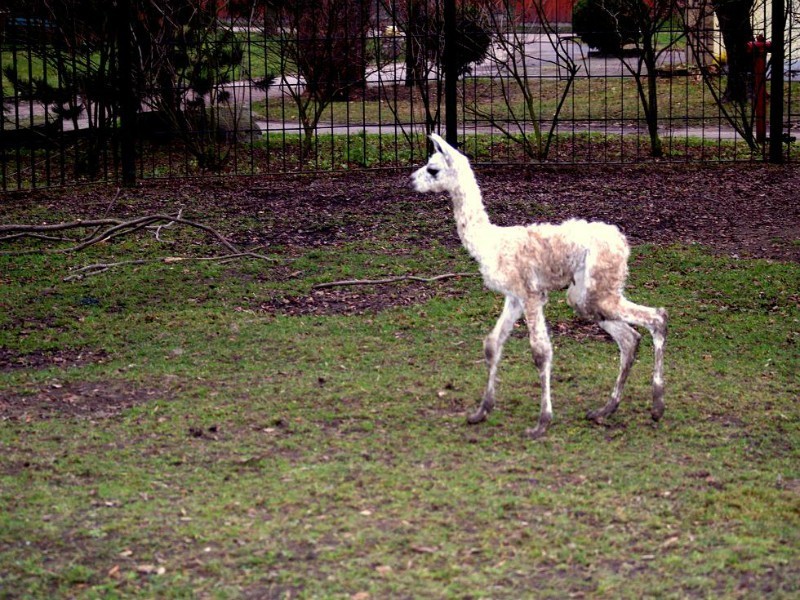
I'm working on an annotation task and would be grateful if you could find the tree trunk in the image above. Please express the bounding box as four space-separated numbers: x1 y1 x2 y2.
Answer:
712 0 755 103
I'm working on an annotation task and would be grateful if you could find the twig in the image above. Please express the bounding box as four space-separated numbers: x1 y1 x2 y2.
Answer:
88 187 122 239
63 253 270 282
63 259 150 281
2 212 277 281
1 214 275 261
311 272 478 290
0 219 125 233
0 232 77 243
0 218 132 254
149 206 184 242
66 215 173 253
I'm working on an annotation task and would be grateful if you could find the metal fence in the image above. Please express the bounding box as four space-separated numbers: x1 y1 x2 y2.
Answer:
1 0 798 191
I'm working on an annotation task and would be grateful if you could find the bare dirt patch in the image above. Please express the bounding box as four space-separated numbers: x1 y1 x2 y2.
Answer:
262 279 470 316
0 380 172 422
0 347 109 372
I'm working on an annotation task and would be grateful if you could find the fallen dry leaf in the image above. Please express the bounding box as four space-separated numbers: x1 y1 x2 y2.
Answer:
136 564 166 575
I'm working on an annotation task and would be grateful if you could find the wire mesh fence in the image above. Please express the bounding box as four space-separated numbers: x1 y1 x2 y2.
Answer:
1 0 798 191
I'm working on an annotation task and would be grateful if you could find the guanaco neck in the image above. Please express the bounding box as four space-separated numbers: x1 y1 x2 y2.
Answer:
449 168 496 263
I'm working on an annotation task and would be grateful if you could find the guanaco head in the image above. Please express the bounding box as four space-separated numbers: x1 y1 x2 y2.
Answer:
411 133 470 194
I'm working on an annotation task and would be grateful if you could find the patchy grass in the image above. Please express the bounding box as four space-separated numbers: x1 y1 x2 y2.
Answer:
0 190 798 598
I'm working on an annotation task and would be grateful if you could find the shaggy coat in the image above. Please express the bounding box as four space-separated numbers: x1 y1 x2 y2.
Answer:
412 134 667 438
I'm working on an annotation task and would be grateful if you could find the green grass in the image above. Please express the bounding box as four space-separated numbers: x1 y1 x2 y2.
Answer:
1 49 51 98
0 196 799 598
250 130 767 172
232 32 284 83
1 33 282 98
253 77 800 131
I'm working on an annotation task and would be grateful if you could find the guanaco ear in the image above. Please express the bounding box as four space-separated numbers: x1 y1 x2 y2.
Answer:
429 133 456 166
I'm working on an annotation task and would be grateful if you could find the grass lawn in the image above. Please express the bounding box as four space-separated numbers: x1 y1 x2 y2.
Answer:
1 34 281 99
0 175 798 598
254 77 800 132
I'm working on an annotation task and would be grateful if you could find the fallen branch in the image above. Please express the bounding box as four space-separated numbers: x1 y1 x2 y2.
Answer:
311 272 478 290
66 214 249 255
151 207 184 243
1 209 277 280
63 259 150 282
63 253 262 282
0 218 125 236
0 231 78 243
2 214 274 256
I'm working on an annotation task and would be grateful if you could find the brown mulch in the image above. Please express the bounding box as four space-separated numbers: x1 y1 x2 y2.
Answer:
263 280 464 316
5 162 796 260
0 347 109 373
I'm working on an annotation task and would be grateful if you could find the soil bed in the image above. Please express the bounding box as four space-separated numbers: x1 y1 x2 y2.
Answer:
7 163 797 261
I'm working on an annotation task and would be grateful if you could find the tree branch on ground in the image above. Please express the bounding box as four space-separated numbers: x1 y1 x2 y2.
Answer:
0 212 276 279
311 272 478 290
63 253 263 282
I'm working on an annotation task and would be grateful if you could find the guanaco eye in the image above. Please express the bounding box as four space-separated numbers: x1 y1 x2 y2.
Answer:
427 166 440 176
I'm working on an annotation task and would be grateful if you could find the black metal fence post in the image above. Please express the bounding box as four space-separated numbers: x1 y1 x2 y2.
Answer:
443 0 458 146
769 0 785 163
116 0 137 185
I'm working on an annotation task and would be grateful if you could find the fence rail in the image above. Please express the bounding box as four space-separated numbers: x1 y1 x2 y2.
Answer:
1 0 798 191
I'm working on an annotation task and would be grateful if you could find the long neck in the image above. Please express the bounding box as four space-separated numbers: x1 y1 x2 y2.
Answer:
449 168 494 261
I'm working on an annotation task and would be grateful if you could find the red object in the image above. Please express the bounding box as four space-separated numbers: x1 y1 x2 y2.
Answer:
747 34 772 144
511 0 574 24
